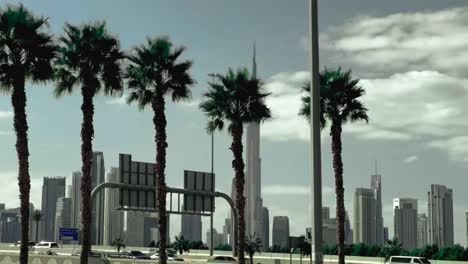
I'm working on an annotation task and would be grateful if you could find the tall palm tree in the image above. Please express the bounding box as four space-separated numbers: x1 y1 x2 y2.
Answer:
54 22 123 264
0 5 56 264
300 68 368 264
125 37 194 264
244 234 262 264
31 210 42 243
199 68 271 264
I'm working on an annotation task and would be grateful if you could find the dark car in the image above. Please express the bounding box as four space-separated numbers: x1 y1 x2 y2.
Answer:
121 251 150 260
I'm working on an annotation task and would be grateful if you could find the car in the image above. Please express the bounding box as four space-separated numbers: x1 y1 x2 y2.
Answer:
10 241 35 248
150 252 184 262
33 241 59 249
35 250 57 256
207 256 238 263
388 256 431 264
121 250 150 260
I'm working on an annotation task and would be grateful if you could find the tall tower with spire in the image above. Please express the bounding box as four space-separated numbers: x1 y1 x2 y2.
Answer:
371 161 384 246
245 42 268 249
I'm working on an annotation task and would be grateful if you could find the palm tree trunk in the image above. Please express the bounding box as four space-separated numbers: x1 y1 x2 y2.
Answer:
231 121 246 264
152 93 168 264
12 75 31 264
331 122 345 264
79 89 94 264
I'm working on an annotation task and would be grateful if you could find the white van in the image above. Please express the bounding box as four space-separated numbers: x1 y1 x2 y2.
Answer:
389 256 431 264
33 241 59 249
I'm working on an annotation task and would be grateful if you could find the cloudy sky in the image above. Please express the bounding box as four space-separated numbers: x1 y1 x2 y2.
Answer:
1 0 468 246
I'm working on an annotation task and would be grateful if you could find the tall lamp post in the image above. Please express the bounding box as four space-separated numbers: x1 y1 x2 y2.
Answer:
208 73 216 257
309 1 323 264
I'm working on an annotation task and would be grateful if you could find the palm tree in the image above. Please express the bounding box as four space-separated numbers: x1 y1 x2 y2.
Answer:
200 68 271 264
54 22 123 264
244 234 262 264
111 238 126 253
125 37 194 264
299 68 368 264
0 5 56 264
31 210 42 243
173 233 189 255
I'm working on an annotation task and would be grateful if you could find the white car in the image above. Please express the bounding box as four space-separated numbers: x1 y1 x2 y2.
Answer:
207 256 237 263
150 252 184 262
388 256 431 264
33 241 59 249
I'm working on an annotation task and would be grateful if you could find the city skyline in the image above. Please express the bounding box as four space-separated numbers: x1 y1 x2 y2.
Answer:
1 0 468 246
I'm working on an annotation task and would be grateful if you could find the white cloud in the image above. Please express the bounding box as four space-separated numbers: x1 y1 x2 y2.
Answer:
0 111 13 119
404 155 419 164
324 7 468 76
263 184 333 196
261 71 310 141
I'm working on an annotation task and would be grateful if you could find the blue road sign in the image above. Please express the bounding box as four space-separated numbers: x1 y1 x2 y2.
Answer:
59 228 79 241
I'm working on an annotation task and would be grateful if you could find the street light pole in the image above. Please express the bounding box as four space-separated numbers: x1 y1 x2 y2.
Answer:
309 1 323 264
209 73 215 257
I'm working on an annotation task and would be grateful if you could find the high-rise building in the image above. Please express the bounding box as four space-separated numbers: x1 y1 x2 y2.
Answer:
124 211 145 247
181 213 202 242
223 215 233 246
353 188 377 245
428 184 454 247
207 228 225 250
466 212 468 248
345 210 353 244
272 216 289 249
0 217 21 243
417 214 428 248
103 168 124 245
322 208 337 245
245 43 267 246
393 198 418 250
262 207 269 250
91 151 106 245
371 174 384 246
70 171 81 229
54 197 72 242
144 216 158 247
322 207 330 221
384 227 389 242
41 177 66 241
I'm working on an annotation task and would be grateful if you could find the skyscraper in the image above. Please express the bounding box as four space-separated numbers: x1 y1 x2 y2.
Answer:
103 168 124 245
41 177 66 241
207 228 225 250
262 207 269 250
417 214 428 248
91 151 106 245
345 210 353 244
393 198 418 250
466 212 468 248
70 171 81 229
124 211 145 247
272 216 289 249
0 217 21 243
245 43 266 245
353 188 377 245
371 173 384 246
383 227 389 242
223 215 233 245
428 184 454 247
322 208 337 245
181 213 202 242
54 197 71 242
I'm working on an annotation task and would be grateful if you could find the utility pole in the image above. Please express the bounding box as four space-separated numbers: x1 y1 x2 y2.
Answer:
309 1 323 264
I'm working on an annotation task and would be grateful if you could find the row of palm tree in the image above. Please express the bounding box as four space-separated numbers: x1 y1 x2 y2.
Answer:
1 4 369 264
